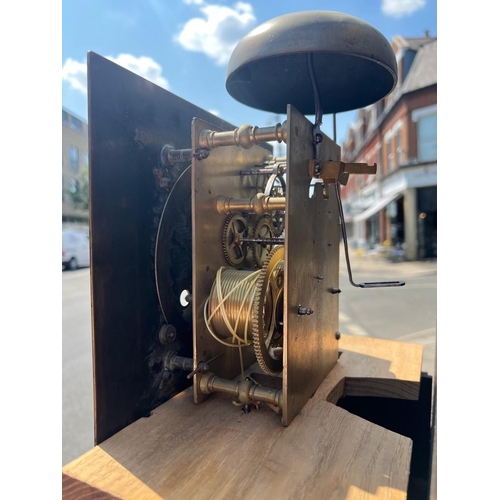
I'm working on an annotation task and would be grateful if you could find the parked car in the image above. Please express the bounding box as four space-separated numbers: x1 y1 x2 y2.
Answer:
62 229 90 270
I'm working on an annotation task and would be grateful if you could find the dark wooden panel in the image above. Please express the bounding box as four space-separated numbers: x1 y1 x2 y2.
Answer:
87 52 234 444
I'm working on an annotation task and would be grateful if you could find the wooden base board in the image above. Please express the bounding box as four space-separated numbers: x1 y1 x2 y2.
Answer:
63 335 423 500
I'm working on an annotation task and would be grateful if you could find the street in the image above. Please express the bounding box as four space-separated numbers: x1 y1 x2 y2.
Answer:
338 253 437 375
62 268 93 466
62 256 436 466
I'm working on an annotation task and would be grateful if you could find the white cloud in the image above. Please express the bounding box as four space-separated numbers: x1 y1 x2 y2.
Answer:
61 59 88 94
176 2 256 65
183 0 205 4
62 54 169 95
208 109 220 116
108 54 169 88
382 0 426 18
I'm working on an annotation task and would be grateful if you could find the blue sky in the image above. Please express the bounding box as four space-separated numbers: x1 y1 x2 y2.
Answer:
62 0 436 145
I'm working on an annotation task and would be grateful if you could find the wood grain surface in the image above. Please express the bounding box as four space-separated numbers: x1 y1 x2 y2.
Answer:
63 335 423 500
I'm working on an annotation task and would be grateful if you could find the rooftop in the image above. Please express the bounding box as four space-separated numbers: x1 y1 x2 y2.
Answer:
401 38 437 94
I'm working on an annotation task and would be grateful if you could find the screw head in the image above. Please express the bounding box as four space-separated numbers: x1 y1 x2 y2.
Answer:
335 331 341 340
298 306 313 315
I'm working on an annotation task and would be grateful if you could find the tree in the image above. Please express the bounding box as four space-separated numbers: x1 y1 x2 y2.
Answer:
68 167 89 211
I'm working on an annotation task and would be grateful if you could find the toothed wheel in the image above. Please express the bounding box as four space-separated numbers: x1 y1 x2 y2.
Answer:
252 245 285 375
251 216 275 268
271 211 285 237
264 172 286 236
222 212 248 266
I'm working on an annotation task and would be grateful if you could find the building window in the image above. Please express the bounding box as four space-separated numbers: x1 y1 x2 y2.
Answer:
417 113 437 162
82 152 89 168
63 109 84 133
395 129 402 166
70 115 83 133
69 146 79 171
385 135 394 172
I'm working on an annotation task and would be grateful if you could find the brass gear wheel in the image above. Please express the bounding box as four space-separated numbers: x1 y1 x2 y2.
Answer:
263 171 286 237
252 245 285 375
251 215 276 268
222 212 248 266
271 211 285 237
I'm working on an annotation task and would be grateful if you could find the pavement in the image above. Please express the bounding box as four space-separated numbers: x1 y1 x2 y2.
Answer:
340 246 437 278
339 246 437 377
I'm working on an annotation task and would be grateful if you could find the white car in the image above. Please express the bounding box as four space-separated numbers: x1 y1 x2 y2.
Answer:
62 229 90 270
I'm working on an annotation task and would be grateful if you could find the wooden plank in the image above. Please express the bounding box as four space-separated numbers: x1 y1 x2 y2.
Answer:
63 336 423 500
318 334 424 404
63 447 163 500
62 473 122 500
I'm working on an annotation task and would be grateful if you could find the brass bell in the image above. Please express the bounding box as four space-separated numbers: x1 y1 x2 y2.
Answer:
226 11 398 115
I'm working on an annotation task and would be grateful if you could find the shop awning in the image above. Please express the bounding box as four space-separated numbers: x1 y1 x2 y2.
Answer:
353 191 403 222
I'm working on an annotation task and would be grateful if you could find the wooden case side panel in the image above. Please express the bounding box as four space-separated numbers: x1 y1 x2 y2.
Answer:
87 52 234 444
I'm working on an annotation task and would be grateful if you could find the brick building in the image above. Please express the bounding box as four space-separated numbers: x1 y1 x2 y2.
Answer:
341 34 437 260
62 108 89 225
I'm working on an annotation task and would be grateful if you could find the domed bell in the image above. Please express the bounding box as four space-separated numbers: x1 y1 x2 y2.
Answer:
226 11 398 115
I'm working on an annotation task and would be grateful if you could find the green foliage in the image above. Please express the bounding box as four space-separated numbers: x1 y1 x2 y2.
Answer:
68 167 89 210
